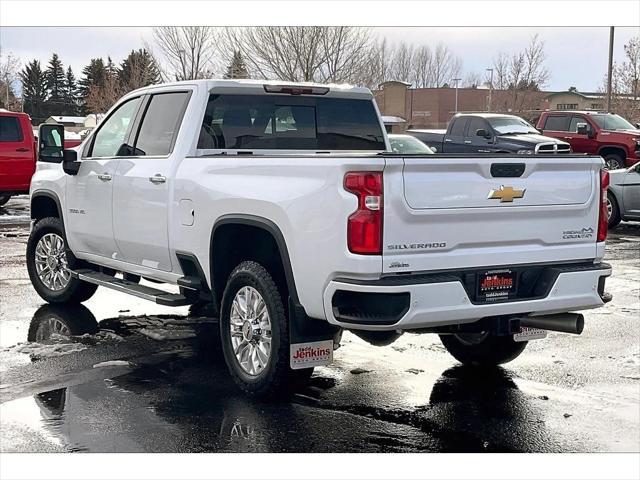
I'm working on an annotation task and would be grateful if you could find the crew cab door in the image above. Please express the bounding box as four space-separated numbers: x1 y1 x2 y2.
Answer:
112 90 191 272
465 117 493 153
442 117 467 153
0 114 33 192
566 116 598 154
65 96 143 258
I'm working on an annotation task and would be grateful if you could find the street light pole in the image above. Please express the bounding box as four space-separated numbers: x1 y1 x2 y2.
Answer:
486 68 494 111
606 26 615 112
453 78 461 113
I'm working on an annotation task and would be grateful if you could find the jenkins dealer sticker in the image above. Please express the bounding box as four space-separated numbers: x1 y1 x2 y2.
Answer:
290 340 333 370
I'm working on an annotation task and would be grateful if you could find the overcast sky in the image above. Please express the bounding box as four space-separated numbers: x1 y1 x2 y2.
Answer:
1 26 638 92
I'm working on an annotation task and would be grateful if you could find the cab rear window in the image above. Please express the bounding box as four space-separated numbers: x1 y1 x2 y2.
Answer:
0 116 23 142
198 94 385 151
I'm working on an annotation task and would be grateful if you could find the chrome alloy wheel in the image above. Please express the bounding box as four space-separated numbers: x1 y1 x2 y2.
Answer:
606 197 613 219
34 233 71 291
229 286 272 376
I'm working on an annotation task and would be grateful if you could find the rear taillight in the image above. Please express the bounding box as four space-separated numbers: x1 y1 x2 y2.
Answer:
344 172 383 255
598 169 610 242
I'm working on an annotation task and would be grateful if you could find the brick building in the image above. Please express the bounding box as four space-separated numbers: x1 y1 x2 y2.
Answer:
374 81 550 131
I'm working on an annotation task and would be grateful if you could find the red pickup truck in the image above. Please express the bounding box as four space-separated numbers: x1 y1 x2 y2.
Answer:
0 110 82 207
0 110 36 207
536 111 640 169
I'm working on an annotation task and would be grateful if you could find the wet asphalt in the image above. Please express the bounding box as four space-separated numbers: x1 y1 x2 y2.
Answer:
0 195 639 453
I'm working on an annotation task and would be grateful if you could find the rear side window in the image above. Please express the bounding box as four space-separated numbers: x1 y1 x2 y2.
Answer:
0 116 23 142
134 92 191 156
544 115 569 131
198 94 385 150
449 117 467 136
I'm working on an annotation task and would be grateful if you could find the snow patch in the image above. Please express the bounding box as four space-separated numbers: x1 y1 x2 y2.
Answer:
138 327 197 341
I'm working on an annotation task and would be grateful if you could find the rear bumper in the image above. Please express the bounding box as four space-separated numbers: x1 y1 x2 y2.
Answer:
323 262 612 331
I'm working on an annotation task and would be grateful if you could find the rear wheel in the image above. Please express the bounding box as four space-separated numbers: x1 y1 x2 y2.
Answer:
219 260 312 398
603 153 624 170
439 332 527 366
0 194 11 207
607 193 621 228
26 217 98 304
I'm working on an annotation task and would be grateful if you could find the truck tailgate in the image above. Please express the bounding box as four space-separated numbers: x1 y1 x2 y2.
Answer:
382 156 603 275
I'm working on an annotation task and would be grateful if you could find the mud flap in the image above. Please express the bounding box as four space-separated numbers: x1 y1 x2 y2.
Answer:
289 298 340 370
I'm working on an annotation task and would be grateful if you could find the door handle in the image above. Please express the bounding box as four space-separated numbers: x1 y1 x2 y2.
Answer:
97 173 112 181
16 147 29 152
149 174 166 184
444 138 453 143
464 140 472 144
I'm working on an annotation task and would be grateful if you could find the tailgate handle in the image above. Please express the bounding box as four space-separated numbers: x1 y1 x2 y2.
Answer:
491 163 525 178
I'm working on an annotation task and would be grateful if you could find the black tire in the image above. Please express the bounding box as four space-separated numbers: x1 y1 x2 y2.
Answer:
439 332 527 366
607 193 622 229
0 194 11 207
26 217 98 304
603 153 624 170
219 260 312 398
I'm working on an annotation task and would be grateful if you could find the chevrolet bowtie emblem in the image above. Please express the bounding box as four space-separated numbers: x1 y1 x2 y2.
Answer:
488 185 526 203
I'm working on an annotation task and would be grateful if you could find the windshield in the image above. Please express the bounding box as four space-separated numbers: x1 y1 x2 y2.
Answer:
590 114 636 131
389 135 434 154
487 116 538 135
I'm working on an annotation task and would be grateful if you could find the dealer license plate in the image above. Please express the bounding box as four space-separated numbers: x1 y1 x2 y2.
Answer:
477 269 517 302
513 327 548 342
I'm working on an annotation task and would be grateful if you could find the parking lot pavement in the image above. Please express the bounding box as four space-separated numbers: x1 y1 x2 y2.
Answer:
1 201 638 452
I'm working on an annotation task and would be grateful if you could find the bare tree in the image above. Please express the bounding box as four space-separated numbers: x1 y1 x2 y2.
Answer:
389 42 414 84
0 48 21 110
463 71 483 88
491 52 510 90
492 35 550 112
85 73 122 113
604 35 640 121
222 27 380 86
432 43 461 88
153 27 218 80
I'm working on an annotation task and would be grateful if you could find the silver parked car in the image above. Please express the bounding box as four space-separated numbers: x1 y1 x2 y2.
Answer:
388 134 435 154
607 162 640 228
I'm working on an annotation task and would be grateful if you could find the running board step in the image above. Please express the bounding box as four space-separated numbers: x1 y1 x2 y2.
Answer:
71 269 194 307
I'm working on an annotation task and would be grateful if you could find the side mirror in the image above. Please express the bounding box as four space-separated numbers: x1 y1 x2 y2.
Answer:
635 123 640 129
62 150 80 175
38 124 64 163
576 123 588 135
476 128 491 139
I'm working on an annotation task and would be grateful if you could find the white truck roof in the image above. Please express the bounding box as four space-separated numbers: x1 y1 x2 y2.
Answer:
127 78 373 99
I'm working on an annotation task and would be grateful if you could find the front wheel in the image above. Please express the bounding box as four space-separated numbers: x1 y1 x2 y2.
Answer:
219 260 312 398
0 194 11 207
439 332 527 366
26 217 98 304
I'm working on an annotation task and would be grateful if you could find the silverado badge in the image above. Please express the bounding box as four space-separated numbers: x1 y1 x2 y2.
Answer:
488 185 525 203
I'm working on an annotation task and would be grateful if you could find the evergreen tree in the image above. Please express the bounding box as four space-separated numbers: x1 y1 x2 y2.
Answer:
118 49 161 91
79 58 107 112
45 53 66 116
223 50 249 79
64 66 79 115
106 56 118 80
20 60 48 124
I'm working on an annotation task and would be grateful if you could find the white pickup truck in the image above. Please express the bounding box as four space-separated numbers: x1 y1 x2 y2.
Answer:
28 79 612 397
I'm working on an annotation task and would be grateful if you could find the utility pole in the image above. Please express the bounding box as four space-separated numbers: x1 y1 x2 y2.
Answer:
453 77 461 113
606 26 615 112
486 68 494 111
